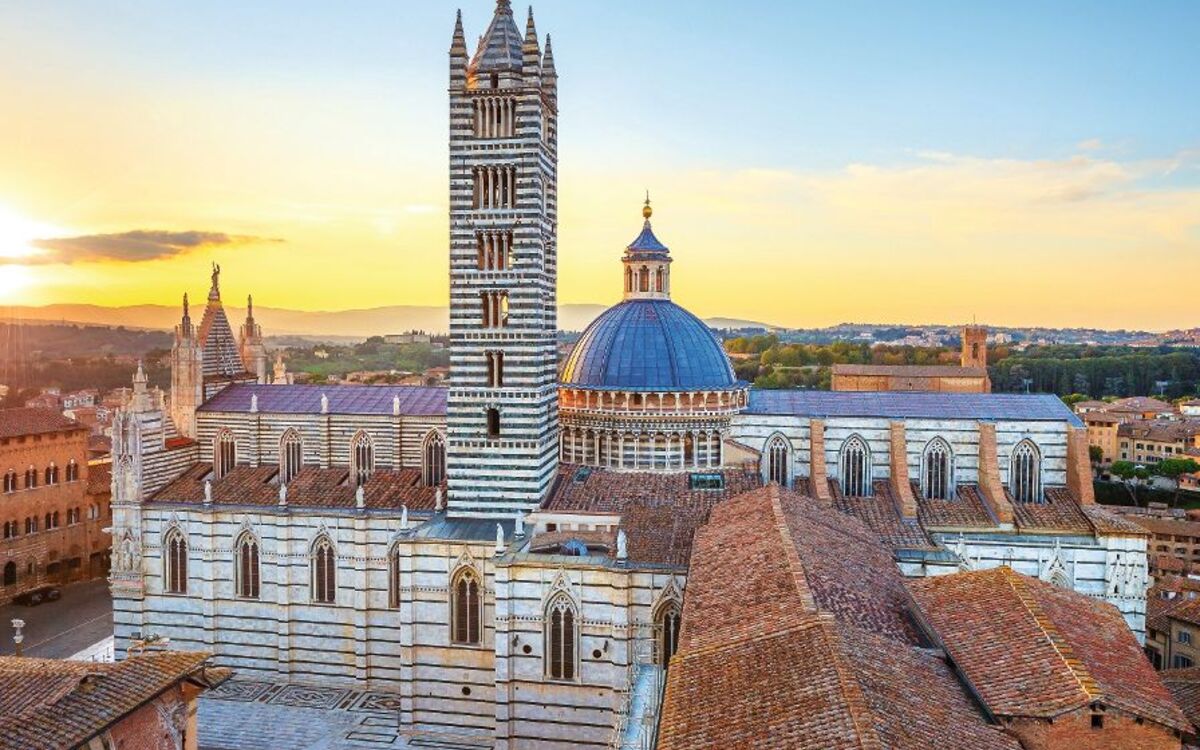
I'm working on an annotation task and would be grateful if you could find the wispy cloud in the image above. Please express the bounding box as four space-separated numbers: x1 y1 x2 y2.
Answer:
15 230 282 265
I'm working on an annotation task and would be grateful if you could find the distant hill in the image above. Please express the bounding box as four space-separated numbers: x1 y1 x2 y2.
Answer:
2 303 776 340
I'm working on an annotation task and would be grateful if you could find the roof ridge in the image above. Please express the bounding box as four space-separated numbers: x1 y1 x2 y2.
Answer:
1001 568 1103 703
769 487 817 611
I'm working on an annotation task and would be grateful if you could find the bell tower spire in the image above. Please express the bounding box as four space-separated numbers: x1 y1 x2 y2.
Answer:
623 195 672 301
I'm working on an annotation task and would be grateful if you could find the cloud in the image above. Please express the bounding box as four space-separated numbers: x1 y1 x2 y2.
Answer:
14 230 282 265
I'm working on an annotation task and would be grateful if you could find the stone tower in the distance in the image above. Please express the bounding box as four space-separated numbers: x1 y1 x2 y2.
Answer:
446 1 559 517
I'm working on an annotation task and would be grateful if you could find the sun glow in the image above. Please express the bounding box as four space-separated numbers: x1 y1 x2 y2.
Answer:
0 204 62 262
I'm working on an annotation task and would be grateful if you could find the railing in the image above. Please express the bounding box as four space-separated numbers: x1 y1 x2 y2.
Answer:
609 637 665 750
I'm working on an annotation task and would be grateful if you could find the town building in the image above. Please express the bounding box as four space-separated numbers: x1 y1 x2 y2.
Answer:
0 651 229 750
829 324 991 393
106 3 1157 747
1118 420 1200 465
1 407 111 604
659 485 1189 750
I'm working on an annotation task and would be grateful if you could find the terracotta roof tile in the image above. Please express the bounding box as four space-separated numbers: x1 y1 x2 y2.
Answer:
830 479 937 550
0 407 86 440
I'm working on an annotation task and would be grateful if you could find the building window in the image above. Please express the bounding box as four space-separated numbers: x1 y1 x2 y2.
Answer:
840 435 871 497
2 561 14 587
66 460 79 482
236 532 260 599
922 438 953 500
1174 655 1194 669
486 351 504 387
486 408 501 439
472 165 516 210
656 602 682 669
1010 440 1042 503
350 431 374 487
545 594 577 681
25 516 37 534
451 568 483 645
214 429 237 480
279 429 303 485
2 470 15 493
422 431 446 487
480 291 510 328
311 535 337 604
766 435 790 487
45 463 59 485
24 466 37 489
164 528 188 594
476 230 513 270
2 521 15 539
1179 630 1193 645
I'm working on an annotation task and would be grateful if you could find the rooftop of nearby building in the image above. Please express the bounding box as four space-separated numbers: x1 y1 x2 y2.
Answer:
658 485 1021 750
149 463 443 511
0 407 87 440
1161 667 1200 737
197 382 447 417
745 390 1084 427
1109 396 1178 413
1119 419 1200 442
0 651 230 750
542 465 761 566
909 566 1189 732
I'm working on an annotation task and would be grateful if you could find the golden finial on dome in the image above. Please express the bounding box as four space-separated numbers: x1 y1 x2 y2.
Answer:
642 191 652 220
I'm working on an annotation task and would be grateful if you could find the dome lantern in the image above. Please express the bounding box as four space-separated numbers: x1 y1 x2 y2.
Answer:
623 195 672 301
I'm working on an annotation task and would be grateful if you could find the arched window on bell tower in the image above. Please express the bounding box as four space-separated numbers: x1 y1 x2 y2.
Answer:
622 196 672 302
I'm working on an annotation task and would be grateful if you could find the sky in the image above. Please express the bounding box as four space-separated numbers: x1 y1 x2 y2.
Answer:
0 0 1197 330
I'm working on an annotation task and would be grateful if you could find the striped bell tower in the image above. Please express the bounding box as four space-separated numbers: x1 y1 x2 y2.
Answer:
446 1 559 517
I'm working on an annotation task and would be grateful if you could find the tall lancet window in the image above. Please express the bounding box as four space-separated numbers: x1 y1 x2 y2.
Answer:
451 567 483 645
840 435 871 497
279 429 303 485
214 429 237 480
656 601 682 669
922 438 953 500
545 594 577 681
236 531 260 599
163 527 188 594
350 431 374 487
766 435 790 487
422 431 446 487
311 535 337 604
1010 440 1042 504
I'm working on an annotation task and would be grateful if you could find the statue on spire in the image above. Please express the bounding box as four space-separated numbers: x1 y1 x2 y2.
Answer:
182 292 189 319
209 262 221 300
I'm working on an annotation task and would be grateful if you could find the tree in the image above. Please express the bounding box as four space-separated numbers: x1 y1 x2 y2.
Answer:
1110 461 1150 507
1153 458 1200 508
1088 445 1104 467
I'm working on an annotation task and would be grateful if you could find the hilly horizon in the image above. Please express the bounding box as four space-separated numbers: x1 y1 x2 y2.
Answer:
0 303 783 339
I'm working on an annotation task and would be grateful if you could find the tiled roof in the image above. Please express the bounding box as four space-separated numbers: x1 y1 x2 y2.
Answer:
1118 419 1200 442
909 566 1191 732
626 219 669 255
830 479 937 550
0 652 230 750
1132 515 1200 539
659 485 1021 750
0 408 85 440
1162 667 1200 734
86 461 111 496
1109 396 1177 413
919 483 1000 529
832 363 988 378
197 298 245 378
149 462 443 511
543 465 761 566
746 390 1084 427
197 383 447 416
468 0 523 74
1010 485 1093 533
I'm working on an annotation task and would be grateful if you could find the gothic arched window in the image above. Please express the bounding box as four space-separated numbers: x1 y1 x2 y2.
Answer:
656 601 682 669
25 466 37 489
840 435 871 497
1010 440 1042 504
214 429 237 480
311 535 337 604
545 594 577 680
163 528 188 594
922 438 953 500
423 431 446 487
350 431 374 487
451 567 483 645
236 532 260 599
3 470 15 493
766 435 790 487
66 460 79 482
279 429 303 485
45 464 58 485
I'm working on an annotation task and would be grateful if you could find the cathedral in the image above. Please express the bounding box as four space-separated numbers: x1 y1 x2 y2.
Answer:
108 3 1152 748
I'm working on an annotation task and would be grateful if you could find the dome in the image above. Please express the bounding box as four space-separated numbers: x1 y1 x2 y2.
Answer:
561 299 740 391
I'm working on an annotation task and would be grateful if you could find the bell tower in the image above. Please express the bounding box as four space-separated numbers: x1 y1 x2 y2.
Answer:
445 2 559 517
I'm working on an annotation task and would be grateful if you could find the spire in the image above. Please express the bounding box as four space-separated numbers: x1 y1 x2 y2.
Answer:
450 9 466 53
182 292 190 322
246 294 254 321
208 262 221 301
523 7 538 50
469 0 523 74
134 360 147 389
542 34 556 77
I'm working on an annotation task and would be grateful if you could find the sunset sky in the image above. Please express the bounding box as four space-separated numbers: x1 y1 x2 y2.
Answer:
0 1 1197 330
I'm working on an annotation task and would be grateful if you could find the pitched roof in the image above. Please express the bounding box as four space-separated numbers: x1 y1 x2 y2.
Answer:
746 390 1084 427
149 462 443 511
658 485 1021 750
832 363 988 378
0 408 85 440
0 652 230 750
1118 419 1200 442
1109 396 1177 413
908 566 1190 732
196 298 245 379
1161 667 1200 734
468 0 523 74
197 382 447 417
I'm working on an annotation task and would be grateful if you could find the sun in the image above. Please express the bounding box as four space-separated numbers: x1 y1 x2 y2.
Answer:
0 204 67 304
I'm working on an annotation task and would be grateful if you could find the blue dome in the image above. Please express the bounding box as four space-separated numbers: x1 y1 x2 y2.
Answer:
561 299 740 391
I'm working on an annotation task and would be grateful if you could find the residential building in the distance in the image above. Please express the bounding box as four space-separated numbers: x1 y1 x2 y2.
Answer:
1118 420 1200 465
830 324 991 393
0 407 112 604
0 652 230 750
